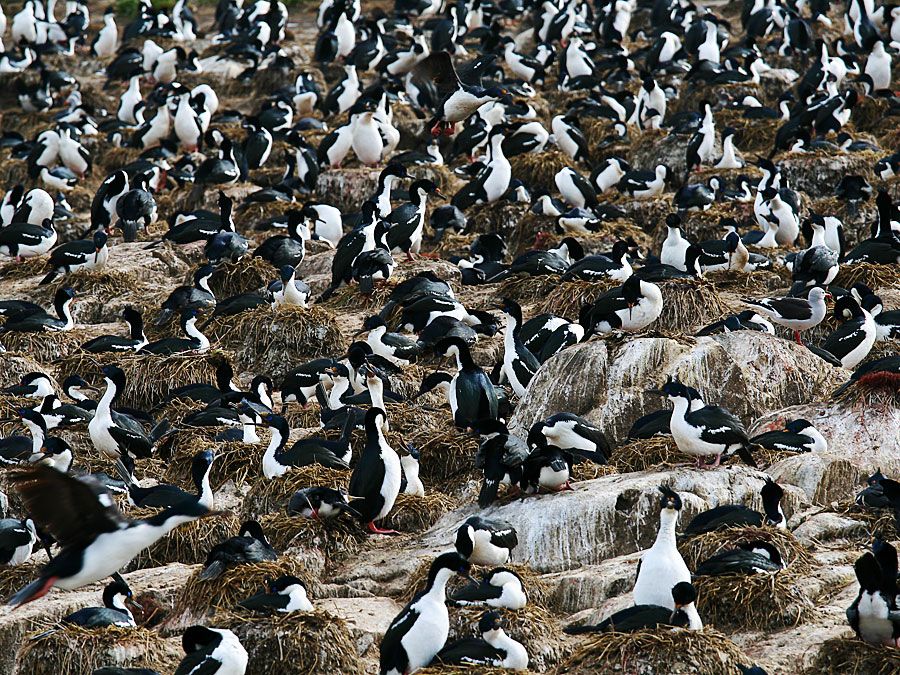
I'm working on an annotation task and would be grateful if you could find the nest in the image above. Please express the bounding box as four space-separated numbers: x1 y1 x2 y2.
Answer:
124 510 242 571
0 255 48 281
257 512 366 562
383 404 479 484
17 626 177 675
557 628 753 675
834 263 900 292
569 460 619 482
56 350 219 410
381 492 457 532
656 278 734 334
243 465 352 517
166 557 319 629
97 145 141 174
165 436 261 488
0 562 44 601
203 305 344 380
509 150 571 194
609 436 689 472
215 610 362 675
807 637 900 675
208 257 274 297
496 274 616 319
322 280 396 311
464 201 531 236
49 269 137 299
0 329 86 362
418 667 531 674
835 503 899 541
678 526 817 630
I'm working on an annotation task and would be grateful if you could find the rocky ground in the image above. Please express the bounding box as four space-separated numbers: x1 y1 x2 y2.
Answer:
0 0 897 674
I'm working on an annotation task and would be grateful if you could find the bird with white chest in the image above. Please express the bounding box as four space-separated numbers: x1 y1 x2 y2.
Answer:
632 486 691 610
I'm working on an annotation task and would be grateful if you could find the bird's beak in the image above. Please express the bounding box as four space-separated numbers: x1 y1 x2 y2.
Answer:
129 599 144 610
465 573 478 583
434 189 447 200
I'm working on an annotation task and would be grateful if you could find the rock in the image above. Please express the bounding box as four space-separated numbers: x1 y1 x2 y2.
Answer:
761 402 900 504
417 467 785 574
542 552 641 614
791 511 868 546
317 597 402 658
511 332 842 444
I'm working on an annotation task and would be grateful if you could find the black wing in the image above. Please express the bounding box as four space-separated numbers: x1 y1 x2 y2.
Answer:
174 649 223 675
379 603 418 675
413 51 462 98
9 465 128 549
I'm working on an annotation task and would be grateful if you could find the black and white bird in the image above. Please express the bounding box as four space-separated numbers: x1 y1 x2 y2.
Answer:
40 230 109 285
435 610 529 669
499 298 541 399
582 277 663 334
81 308 147 353
449 567 527 610
472 419 529 508
413 52 511 137
684 478 786 535
174 626 248 675
238 574 313 613
847 541 900 646
0 287 76 334
257 412 352 478
650 378 755 468
455 516 518 566
695 541 785 576
821 296 877 370
358 315 421 367
287 486 361 521
633 486 691 610
436 336 499 429
87 366 169 461
0 218 57 259
7 465 215 607
750 419 827 454
119 449 214 509
0 518 37 566
198 521 277 581
348 408 402 535
32 579 137 639
566 581 701 633
379 552 475 675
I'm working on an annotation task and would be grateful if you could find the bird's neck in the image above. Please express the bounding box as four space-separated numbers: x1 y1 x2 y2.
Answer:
655 508 679 546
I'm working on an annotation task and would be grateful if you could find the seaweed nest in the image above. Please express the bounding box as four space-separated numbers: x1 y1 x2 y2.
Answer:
464 201 531 235
322 280 396 311
0 329 86 362
834 263 900 292
165 436 262 488
49 269 138 299
124 510 242 571
243 464 352 516
208 257 274 297
835 503 899 541
17 625 177 675
215 609 362 675
509 150 571 194
0 562 44 600
257 512 366 562
569 460 619 482
496 274 617 319
556 628 753 675
381 492 457 532
678 526 817 630
609 436 690 472
806 637 900 675
56 350 218 410
656 278 734 334
204 305 344 380
166 558 319 629
383 404 478 484
419 666 534 674
0 255 49 281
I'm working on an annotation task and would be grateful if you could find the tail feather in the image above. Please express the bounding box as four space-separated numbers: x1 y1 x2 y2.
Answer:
478 478 499 508
563 624 599 635
197 560 225 581
39 269 59 286
150 419 171 443
8 576 56 608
